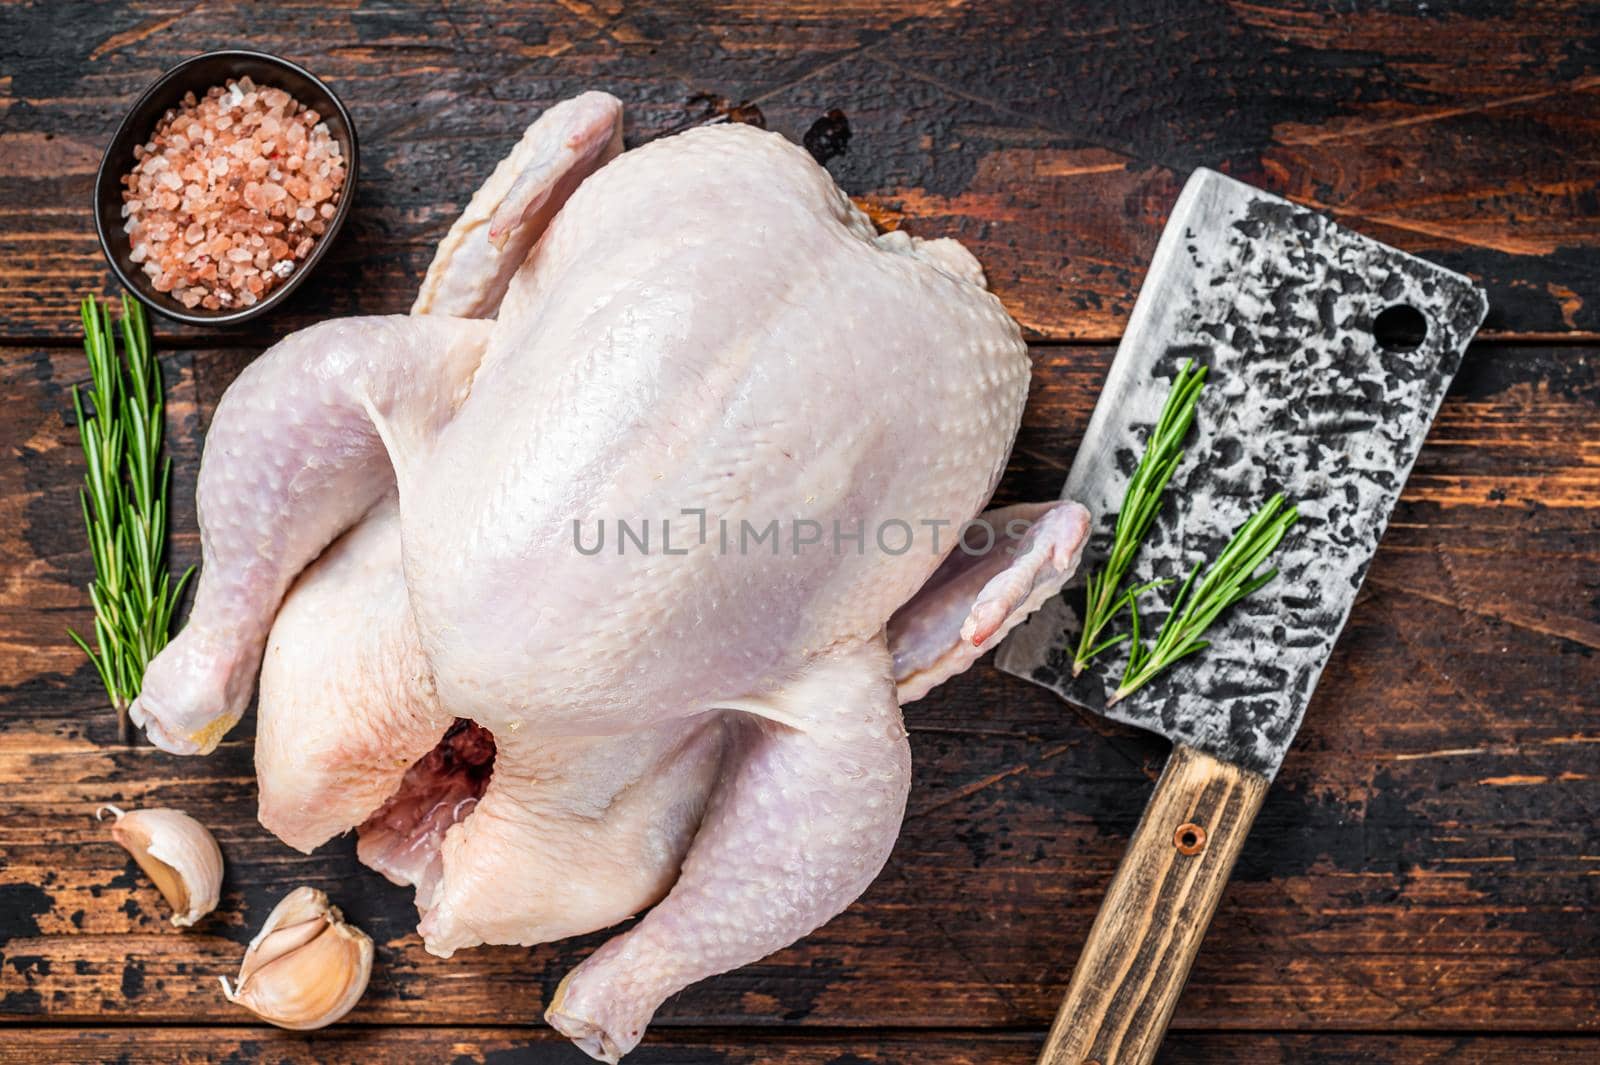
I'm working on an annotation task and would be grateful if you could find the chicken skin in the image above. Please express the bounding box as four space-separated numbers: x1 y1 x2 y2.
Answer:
130 91 1089 1060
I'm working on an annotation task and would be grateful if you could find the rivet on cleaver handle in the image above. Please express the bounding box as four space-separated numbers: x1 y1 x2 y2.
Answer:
997 168 1488 779
994 168 1487 1065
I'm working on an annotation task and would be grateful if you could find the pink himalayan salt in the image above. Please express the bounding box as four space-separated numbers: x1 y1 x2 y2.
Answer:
121 75 346 311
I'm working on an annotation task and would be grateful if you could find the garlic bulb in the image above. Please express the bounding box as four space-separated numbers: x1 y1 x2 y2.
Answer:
221 886 373 1030
98 805 223 927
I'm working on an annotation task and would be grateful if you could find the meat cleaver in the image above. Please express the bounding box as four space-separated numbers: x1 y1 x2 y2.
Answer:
995 168 1487 1065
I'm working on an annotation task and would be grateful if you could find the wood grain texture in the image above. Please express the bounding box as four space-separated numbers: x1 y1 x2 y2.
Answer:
1 340 1594 1038
0 1029 1597 1064
1 4 1597 1060
1040 747 1271 1065
0 0 1597 342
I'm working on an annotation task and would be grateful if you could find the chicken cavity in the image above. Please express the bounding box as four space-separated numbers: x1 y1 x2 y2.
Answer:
357 719 497 914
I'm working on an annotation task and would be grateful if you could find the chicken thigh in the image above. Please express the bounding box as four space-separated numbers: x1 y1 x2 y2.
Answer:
130 91 1089 1060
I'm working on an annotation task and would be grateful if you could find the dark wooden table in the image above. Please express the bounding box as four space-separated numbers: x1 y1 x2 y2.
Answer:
1 2 1596 1062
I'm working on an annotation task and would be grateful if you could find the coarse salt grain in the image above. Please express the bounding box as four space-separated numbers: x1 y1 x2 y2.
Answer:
121 76 346 312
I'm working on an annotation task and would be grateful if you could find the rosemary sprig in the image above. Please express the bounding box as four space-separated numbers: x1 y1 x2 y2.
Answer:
1110 493 1300 705
1071 359 1207 675
67 295 193 742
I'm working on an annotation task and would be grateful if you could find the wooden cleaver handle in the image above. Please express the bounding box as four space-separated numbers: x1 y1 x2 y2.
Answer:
1036 744 1270 1065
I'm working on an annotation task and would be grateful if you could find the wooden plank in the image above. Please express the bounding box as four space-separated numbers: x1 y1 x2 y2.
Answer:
1 339 1593 1030
0 1029 1595 1064
0 1 1596 342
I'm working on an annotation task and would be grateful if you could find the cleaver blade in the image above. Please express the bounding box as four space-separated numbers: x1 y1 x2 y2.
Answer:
995 168 1487 1065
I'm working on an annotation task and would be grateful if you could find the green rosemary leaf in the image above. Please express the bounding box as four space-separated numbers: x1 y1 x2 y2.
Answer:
1080 630 1132 661
1070 360 1207 675
1124 591 1146 676
67 628 119 702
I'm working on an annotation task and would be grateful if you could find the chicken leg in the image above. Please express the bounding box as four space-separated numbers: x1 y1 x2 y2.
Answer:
546 638 910 1062
130 314 492 754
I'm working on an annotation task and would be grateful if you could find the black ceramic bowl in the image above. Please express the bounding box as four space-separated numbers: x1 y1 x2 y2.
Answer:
93 50 358 326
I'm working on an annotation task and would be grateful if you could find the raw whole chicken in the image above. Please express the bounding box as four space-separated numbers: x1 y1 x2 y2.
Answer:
130 91 1089 1061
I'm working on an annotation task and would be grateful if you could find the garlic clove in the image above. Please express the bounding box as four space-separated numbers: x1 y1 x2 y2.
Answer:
221 886 373 1030
98 804 223 927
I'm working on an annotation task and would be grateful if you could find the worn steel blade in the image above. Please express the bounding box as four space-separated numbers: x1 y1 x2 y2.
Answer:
996 168 1487 779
